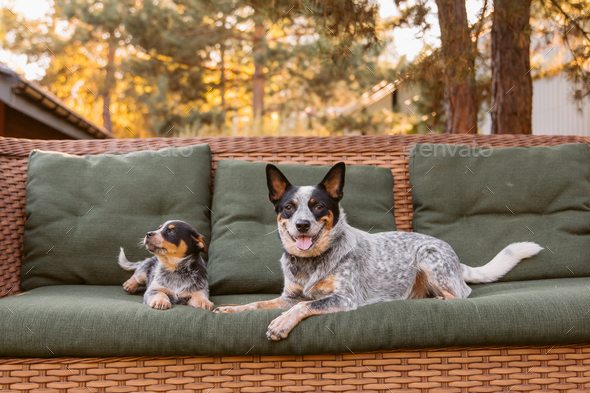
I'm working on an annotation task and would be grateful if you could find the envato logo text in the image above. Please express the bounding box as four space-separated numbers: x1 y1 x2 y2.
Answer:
405 141 493 158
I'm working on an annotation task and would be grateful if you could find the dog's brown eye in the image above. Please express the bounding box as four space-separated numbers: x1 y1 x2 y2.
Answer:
315 205 324 211
168 229 175 235
285 204 293 211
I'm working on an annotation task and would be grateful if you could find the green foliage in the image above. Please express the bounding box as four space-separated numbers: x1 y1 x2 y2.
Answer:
330 108 415 135
533 0 590 108
1 0 391 137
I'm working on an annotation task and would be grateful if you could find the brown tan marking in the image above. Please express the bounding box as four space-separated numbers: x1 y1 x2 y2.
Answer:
278 213 292 235
268 171 289 201
266 302 346 340
310 211 334 254
408 269 430 299
162 239 188 259
154 240 188 271
286 281 304 295
187 290 214 310
307 275 339 297
191 235 207 253
409 269 458 300
150 283 174 296
437 289 457 300
168 224 175 229
148 292 171 310
322 175 343 199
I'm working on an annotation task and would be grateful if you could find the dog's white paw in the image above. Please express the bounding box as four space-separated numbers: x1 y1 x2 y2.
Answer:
149 293 171 310
266 312 298 341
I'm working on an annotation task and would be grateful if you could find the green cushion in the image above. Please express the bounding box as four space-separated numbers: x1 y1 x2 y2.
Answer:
1 278 588 357
410 143 590 281
22 145 212 290
207 160 397 295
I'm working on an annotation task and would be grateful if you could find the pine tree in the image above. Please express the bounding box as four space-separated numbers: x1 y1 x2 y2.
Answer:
435 0 478 134
0 0 145 137
1 0 385 137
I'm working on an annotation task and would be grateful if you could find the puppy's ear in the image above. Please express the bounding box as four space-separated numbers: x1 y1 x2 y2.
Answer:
266 164 292 204
319 162 346 201
191 235 207 253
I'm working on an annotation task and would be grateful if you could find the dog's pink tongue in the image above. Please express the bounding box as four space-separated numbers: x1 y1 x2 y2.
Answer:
296 236 313 250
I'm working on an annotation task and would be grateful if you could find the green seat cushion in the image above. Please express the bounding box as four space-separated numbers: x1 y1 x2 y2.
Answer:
207 160 397 295
1 278 589 357
410 143 590 281
22 145 212 290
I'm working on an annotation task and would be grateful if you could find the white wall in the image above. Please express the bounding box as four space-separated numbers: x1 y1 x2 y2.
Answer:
532 73 590 136
480 73 590 135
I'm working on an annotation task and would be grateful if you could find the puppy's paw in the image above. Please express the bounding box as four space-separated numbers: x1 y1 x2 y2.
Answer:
213 305 250 313
189 298 214 311
149 293 171 310
123 278 139 294
266 312 297 341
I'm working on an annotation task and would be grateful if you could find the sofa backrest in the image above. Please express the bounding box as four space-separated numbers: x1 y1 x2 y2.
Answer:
0 134 586 298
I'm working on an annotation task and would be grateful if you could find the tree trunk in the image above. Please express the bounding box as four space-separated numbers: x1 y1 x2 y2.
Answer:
102 40 115 132
434 0 478 134
490 0 532 134
252 21 265 117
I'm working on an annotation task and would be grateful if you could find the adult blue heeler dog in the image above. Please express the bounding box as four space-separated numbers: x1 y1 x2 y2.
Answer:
214 163 543 341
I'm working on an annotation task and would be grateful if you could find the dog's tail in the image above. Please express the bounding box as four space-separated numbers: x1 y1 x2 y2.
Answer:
461 242 543 284
118 247 139 271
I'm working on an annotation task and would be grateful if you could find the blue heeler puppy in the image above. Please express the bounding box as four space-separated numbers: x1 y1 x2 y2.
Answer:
118 220 212 311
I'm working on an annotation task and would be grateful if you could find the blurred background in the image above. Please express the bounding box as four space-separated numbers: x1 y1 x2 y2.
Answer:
0 0 588 139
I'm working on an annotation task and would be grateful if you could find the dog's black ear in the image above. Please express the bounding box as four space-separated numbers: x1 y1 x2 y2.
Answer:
191 234 207 253
266 164 292 204
319 162 346 201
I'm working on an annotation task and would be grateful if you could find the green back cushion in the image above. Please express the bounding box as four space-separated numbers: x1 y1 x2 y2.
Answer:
410 143 590 281
208 160 397 295
22 145 212 290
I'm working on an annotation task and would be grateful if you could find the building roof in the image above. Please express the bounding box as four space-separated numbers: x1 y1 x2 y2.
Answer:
339 81 397 117
0 64 112 139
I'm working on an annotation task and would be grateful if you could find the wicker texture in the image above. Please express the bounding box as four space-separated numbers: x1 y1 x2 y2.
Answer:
2 134 587 299
1 134 589 392
1 346 589 392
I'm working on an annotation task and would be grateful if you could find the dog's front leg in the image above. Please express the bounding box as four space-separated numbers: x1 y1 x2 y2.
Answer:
266 295 351 341
213 296 298 313
144 285 172 310
123 271 147 294
214 281 303 313
188 290 214 311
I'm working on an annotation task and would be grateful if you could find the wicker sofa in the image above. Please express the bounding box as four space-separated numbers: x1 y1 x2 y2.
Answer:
0 134 589 392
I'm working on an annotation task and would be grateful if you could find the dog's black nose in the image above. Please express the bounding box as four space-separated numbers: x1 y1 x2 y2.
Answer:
296 220 310 232
146 231 155 238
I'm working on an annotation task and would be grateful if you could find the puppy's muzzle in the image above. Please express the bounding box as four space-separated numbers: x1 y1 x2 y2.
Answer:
144 232 163 252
